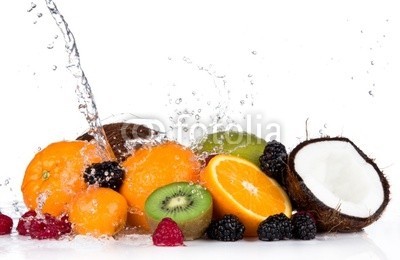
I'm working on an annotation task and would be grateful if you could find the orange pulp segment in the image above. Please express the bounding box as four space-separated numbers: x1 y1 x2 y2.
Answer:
201 154 291 236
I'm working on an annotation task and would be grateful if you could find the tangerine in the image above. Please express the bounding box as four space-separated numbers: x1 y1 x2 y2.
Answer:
21 141 103 216
120 141 201 231
200 154 292 236
68 187 128 237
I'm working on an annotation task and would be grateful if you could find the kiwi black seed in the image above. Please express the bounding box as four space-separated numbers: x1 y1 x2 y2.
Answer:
144 182 213 240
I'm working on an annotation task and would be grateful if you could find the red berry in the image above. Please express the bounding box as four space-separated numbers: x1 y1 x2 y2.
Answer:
16 210 37 236
0 213 13 235
152 218 184 246
16 210 72 239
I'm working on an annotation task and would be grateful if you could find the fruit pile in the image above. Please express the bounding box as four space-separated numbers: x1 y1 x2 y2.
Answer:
0 124 389 247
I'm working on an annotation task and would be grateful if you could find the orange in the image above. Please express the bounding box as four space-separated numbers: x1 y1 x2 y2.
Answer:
120 141 201 231
201 154 292 237
21 140 103 216
68 187 128 237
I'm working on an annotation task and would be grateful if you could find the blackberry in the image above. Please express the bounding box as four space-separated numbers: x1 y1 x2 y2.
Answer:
206 214 245 241
259 140 288 185
84 161 125 191
292 212 317 240
257 213 293 241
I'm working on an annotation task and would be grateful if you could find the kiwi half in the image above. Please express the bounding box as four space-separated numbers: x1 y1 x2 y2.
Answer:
144 182 213 240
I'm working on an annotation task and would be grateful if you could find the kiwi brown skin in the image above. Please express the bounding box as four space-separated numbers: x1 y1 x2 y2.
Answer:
77 122 157 161
145 182 213 240
285 136 390 233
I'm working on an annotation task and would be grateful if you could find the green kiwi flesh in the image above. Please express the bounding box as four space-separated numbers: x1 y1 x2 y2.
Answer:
144 182 213 240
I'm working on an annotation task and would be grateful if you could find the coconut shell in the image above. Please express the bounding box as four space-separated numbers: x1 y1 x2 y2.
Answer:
77 123 157 161
285 137 390 232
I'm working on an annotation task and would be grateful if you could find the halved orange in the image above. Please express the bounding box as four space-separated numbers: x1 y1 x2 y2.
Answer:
201 154 292 237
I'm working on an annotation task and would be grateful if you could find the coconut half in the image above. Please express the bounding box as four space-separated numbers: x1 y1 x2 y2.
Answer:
285 137 390 232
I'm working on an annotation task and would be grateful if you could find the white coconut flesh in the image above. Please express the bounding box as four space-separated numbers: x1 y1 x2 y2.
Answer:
294 140 383 218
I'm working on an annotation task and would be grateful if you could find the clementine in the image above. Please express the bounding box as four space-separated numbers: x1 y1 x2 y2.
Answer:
21 140 103 216
68 187 128 236
120 141 201 231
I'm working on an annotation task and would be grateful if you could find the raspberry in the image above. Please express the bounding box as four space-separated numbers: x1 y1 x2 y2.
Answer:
17 210 72 239
152 218 184 246
257 213 293 241
0 213 13 235
292 212 317 240
83 161 125 191
16 210 37 236
206 214 245 241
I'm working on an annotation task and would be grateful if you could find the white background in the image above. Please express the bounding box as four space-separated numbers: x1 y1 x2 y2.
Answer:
1 0 399 259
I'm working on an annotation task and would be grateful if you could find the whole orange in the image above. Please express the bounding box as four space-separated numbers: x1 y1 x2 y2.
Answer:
120 141 201 231
21 141 103 216
68 187 128 237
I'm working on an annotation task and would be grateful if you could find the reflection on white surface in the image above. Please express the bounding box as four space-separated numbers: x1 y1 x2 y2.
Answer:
0 217 397 259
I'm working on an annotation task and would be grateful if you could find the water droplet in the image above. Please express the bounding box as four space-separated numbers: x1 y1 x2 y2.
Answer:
248 74 253 78
197 109 201 113
175 98 182 104
192 91 196 96
182 56 192 64
37 13 43 18
240 100 245 105
371 61 374 65
47 43 54 49
52 65 57 71
54 34 59 39
324 123 328 128
37 146 42 152
368 90 374 97
195 114 200 120
183 127 189 132
33 20 37 24
4 178 10 186
27 2 37 12
251 50 257 55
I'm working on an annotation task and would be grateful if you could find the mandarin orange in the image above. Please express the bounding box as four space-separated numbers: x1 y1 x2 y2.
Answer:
21 141 103 216
68 187 128 237
200 154 292 236
120 141 201 231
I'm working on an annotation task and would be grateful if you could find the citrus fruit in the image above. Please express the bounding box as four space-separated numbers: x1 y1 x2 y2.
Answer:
68 187 128 237
200 154 292 237
198 131 267 166
21 141 103 217
120 141 201 231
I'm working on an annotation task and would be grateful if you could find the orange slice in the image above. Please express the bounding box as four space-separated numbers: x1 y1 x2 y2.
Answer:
201 154 292 236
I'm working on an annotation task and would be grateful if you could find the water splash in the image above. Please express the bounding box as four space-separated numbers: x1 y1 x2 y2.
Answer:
45 0 111 160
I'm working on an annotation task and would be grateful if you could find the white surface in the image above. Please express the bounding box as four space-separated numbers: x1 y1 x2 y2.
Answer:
1 0 400 259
